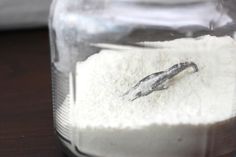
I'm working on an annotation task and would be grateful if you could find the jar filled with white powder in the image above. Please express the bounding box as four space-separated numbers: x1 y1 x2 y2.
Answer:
49 0 236 156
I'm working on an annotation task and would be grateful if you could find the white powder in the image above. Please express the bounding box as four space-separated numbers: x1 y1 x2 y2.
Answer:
72 35 236 129
58 35 236 157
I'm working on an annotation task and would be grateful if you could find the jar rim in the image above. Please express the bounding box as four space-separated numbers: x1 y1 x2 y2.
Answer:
113 0 218 4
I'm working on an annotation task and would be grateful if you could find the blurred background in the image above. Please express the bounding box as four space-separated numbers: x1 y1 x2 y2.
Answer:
0 0 66 157
0 0 51 30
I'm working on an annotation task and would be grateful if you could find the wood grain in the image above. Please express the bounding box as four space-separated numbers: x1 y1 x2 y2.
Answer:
0 29 66 157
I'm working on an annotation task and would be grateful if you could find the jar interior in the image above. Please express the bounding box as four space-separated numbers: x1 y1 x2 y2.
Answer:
49 0 236 157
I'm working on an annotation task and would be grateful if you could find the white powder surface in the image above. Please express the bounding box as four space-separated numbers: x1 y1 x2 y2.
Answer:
71 35 236 129
55 35 236 157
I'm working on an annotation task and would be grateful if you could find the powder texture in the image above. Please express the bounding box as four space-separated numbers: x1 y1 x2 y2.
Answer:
72 35 236 129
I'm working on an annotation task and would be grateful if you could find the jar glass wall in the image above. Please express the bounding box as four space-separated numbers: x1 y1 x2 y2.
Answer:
49 0 236 157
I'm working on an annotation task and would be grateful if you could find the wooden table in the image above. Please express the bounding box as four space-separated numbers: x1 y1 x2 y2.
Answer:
0 29 66 157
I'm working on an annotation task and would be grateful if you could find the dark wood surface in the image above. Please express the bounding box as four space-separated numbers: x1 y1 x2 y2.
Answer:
0 29 66 157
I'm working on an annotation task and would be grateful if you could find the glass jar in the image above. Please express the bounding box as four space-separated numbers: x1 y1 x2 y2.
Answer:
49 0 236 157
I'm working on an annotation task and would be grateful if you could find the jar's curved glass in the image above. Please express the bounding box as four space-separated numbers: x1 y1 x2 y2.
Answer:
49 0 236 157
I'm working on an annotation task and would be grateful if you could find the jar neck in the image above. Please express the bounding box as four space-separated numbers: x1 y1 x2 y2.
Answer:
52 0 232 32
105 0 231 31
111 0 219 5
